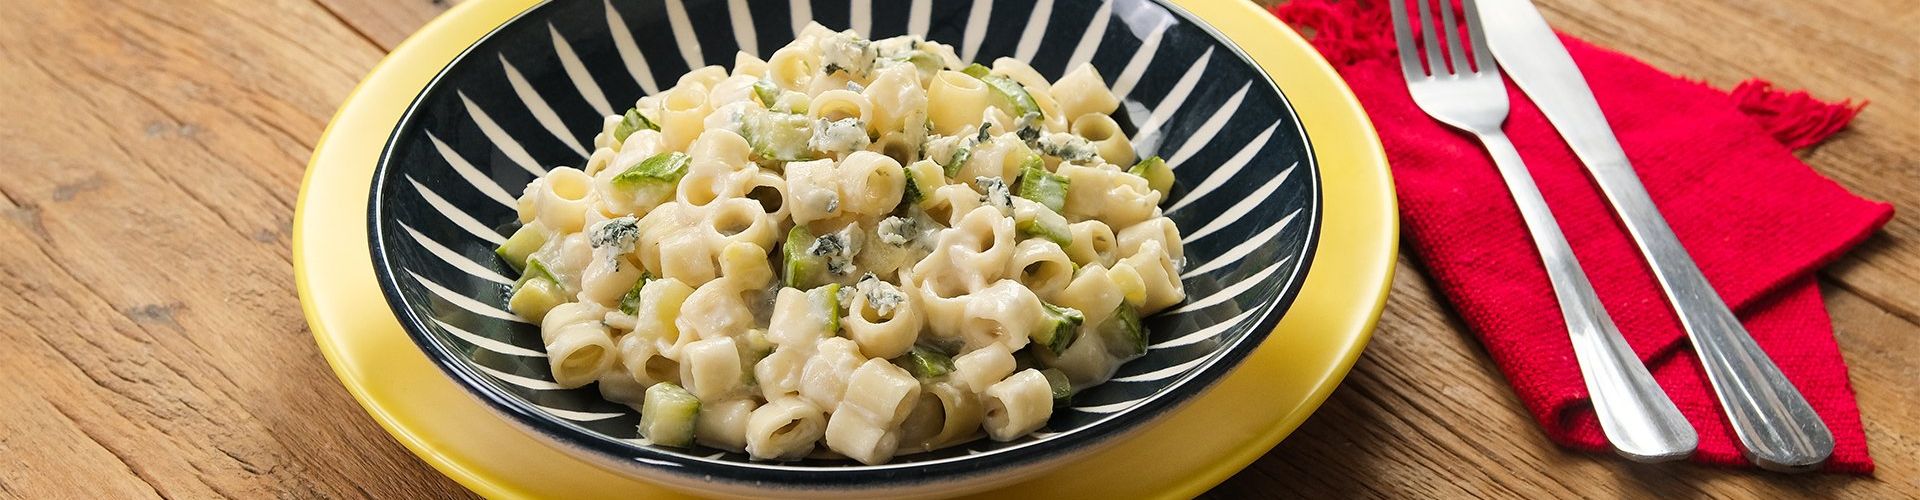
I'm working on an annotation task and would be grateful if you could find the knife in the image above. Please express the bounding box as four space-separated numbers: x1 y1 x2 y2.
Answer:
1473 0 1834 472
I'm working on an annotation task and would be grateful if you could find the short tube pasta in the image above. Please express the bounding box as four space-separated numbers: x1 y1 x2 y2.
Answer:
746 397 827 460
495 28 1199 463
696 398 759 452
842 278 921 359
1071 114 1136 167
927 71 990 135
835 151 906 218
531 167 596 233
982 369 1054 441
1051 64 1119 121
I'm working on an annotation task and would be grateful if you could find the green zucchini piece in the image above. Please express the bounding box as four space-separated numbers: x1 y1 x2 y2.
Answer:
1015 156 1069 213
612 152 691 190
1040 367 1074 407
613 107 660 144
807 283 844 336
494 223 549 272
752 80 781 108
783 225 830 289
638 382 700 448
1032 302 1085 355
740 112 818 164
507 277 566 322
1012 196 1072 247
960 65 1043 118
942 142 972 178
617 273 653 316
1128 155 1173 197
897 345 955 380
1097 304 1147 358
517 256 559 287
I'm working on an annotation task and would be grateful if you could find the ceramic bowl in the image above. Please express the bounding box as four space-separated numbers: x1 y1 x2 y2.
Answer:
368 0 1321 496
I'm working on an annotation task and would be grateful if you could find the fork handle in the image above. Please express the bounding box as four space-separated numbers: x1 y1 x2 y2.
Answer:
1476 130 1698 462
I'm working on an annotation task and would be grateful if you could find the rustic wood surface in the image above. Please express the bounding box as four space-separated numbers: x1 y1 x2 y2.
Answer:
0 0 1912 497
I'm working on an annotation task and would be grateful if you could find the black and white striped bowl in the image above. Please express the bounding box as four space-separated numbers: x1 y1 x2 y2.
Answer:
369 0 1320 496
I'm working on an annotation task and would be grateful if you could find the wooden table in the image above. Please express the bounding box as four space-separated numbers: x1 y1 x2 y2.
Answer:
1 0 1912 497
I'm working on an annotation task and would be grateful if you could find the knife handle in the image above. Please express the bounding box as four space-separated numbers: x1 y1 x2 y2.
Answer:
1588 159 1835 472
1478 131 1697 462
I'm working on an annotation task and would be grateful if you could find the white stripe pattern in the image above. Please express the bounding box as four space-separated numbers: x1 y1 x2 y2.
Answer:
1014 0 1054 62
605 0 660 94
727 0 758 57
1131 47 1213 148
500 53 590 158
907 0 932 38
426 132 517 208
1181 170 1289 242
543 406 627 422
664 0 705 69
1111 356 1207 383
1107 20 1170 100
1182 209 1299 279
1064 1 1111 72
961 0 993 63
407 176 505 245
1072 396 1148 414
402 223 513 285
474 363 565 390
1167 131 1286 214
1165 83 1251 168
458 92 547 177
789 0 812 36
851 0 872 37
1167 258 1287 314
410 271 528 323
433 318 545 357
1151 307 1260 350
548 25 614 119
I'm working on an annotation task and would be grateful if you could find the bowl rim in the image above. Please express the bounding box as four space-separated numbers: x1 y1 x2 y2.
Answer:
363 0 1323 489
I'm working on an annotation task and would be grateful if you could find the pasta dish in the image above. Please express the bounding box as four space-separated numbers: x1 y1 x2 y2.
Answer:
495 25 1185 464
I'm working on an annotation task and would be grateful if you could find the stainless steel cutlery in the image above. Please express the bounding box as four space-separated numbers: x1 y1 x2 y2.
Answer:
1475 0 1834 472
1388 0 1697 463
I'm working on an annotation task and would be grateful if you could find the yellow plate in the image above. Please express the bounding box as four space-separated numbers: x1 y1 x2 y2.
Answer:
293 0 1395 497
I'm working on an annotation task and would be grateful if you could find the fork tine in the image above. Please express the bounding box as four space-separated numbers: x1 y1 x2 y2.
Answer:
1414 0 1447 75
1461 0 1494 74
1436 0 1468 74
1386 0 1425 78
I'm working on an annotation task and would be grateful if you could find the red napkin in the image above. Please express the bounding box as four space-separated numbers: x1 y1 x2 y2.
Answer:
1271 0 1890 473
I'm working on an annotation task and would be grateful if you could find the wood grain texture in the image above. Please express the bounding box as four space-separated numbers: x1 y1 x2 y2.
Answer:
0 0 1910 498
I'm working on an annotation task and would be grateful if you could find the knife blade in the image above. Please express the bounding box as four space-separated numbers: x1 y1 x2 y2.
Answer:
1473 0 1834 472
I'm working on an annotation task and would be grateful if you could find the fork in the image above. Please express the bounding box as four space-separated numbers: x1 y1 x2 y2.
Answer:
1388 0 1697 462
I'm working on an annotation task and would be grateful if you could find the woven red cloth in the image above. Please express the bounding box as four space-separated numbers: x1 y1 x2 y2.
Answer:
1271 0 1889 472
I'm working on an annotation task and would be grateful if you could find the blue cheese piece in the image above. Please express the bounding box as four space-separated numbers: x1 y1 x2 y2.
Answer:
587 216 640 253
854 273 906 316
974 176 1013 211
819 31 877 79
1037 131 1097 163
876 216 917 246
810 117 871 157
807 225 863 277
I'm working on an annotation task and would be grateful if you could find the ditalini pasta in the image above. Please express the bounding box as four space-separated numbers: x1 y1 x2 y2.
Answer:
496 26 1187 465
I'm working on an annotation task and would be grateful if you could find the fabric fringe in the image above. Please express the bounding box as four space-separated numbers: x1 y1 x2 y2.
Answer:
1730 79 1868 150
